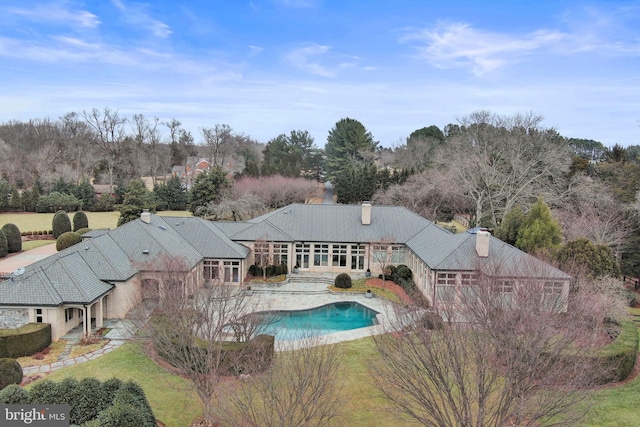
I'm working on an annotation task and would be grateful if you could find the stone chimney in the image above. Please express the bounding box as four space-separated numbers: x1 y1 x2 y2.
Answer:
141 209 151 224
476 229 490 257
361 201 372 225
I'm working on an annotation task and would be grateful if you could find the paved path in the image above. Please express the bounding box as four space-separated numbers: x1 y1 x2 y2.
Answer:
0 243 57 275
21 319 133 377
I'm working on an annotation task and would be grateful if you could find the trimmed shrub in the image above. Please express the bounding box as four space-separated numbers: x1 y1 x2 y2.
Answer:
28 379 60 404
0 358 22 390
0 323 51 358
1 224 21 253
52 210 72 238
101 377 123 404
57 377 79 404
0 230 7 258
56 231 82 251
96 402 155 427
76 227 92 235
0 384 28 403
73 211 89 231
72 377 105 425
420 311 444 330
334 273 352 289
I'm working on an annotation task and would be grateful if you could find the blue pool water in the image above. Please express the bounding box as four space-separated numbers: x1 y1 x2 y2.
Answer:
258 301 379 341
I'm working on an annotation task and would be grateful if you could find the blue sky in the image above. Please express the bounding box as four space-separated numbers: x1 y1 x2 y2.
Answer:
0 0 639 147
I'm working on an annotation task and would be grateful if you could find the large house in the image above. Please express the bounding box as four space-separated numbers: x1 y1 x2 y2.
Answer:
0 203 571 340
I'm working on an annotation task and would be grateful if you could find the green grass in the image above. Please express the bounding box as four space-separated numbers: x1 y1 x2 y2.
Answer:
29 332 640 427
22 240 56 251
329 278 403 304
35 343 201 427
0 211 193 234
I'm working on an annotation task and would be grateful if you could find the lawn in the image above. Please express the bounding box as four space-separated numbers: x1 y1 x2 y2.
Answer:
35 343 201 427
0 211 192 233
27 331 640 427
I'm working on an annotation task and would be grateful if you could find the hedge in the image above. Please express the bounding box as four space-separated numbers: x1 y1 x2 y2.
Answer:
72 211 89 231
590 321 639 384
0 229 7 258
1 223 21 253
0 323 51 358
56 231 82 251
52 210 72 238
0 377 155 426
0 358 22 390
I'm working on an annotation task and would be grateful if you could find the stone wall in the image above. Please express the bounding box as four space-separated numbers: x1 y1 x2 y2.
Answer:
0 308 29 329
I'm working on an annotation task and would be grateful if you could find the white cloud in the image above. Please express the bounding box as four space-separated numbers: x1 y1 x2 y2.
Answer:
3 2 100 28
110 0 172 38
284 44 336 77
402 22 566 76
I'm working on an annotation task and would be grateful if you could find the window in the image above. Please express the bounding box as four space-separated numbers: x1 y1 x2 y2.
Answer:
203 259 220 280
223 261 240 283
460 273 478 303
273 244 288 265
351 245 365 270
436 272 456 303
495 280 514 308
372 245 388 263
254 243 270 266
543 281 564 310
295 243 310 269
35 308 43 323
314 244 329 266
332 244 348 267
391 246 406 264
64 308 74 322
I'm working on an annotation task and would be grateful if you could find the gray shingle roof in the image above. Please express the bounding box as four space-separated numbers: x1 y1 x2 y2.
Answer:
0 252 113 307
236 204 434 243
162 217 250 259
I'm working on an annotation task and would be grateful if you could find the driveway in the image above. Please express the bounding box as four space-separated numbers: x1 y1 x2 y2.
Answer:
0 243 57 275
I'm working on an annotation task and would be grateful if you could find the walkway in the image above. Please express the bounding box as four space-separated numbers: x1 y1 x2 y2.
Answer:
0 243 57 276
22 319 133 377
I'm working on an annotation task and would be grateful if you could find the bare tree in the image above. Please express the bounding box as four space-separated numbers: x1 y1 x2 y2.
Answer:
372 260 616 427
434 111 571 227
132 114 164 186
129 255 267 425
81 107 127 193
217 334 343 427
369 236 396 287
60 112 95 183
202 124 234 167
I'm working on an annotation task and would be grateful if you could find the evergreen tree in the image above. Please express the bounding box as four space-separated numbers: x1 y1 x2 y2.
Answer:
8 188 22 211
516 198 562 254
324 118 377 181
495 206 525 245
117 179 156 226
188 167 231 215
557 238 620 278
154 176 187 211
73 179 97 211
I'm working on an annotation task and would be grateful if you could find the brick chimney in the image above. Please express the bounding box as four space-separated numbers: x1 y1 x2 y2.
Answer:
476 229 490 257
361 201 372 225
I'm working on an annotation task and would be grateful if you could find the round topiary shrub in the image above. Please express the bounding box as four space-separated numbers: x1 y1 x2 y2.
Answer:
56 231 82 251
0 358 23 390
334 273 352 289
420 311 444 330
52 210 72 238
1 223 21 253
73 211 89 231
0 230 7 258
28 379 60 404
76 227 92 235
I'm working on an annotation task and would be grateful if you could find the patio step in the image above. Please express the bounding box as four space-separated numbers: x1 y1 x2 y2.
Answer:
287 275 335 285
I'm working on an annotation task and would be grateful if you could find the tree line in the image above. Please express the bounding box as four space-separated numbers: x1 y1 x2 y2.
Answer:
2 108 640 277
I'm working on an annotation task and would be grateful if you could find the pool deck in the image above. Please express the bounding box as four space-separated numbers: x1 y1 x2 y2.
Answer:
246 277 400 350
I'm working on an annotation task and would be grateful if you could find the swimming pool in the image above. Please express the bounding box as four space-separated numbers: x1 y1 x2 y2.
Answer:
257 301 379 341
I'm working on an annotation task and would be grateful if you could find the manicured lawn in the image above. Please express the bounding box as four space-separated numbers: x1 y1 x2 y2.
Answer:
0 211 192 233
34 343 201 427
28 333 640 427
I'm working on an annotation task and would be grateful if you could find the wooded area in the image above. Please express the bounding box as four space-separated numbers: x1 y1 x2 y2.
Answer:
1 108 639 277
